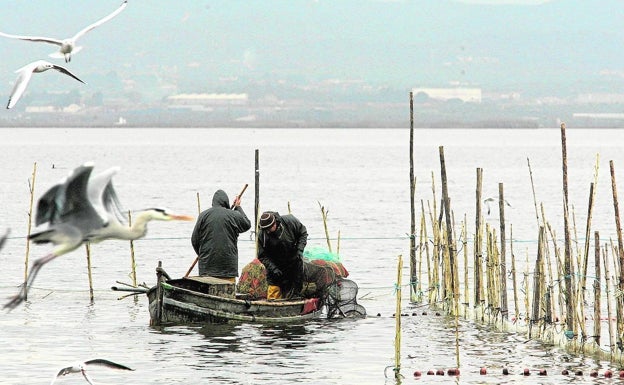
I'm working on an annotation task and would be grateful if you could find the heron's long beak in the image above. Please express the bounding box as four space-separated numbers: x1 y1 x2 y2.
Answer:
170 214 194 221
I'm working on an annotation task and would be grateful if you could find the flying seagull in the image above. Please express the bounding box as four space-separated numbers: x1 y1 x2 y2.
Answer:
483 197 512 215
0 0 128 63
50 358 134 385
6 60 85 109
4 163 193 310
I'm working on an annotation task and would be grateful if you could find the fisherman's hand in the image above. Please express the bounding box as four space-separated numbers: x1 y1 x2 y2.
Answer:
232 195 242 208
271 268 284 280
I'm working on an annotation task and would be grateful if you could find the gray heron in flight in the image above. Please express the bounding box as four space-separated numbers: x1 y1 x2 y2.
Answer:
0 0 128 63
51 358 134 385
4 163 193 310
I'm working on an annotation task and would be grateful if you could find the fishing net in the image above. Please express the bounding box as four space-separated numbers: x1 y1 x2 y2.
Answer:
303 246 342 263
326 278 367 319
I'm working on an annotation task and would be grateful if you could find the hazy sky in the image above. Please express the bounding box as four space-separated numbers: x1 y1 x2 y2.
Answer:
0 0 621 101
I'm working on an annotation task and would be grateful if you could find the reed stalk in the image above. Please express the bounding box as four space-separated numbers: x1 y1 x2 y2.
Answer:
318 202 332 253
24 162 37 298
128 210 137 287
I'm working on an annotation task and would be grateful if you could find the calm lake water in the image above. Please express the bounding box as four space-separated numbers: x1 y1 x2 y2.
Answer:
1 127 624 384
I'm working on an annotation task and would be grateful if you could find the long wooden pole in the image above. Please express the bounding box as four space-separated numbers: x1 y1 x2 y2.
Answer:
394 255 403 379
475 168 483 306
560 122 575 334
439 146 456 306
609 160 624 348
499 183 508 319
593 231 601 346
255 149 260 238
409 92 417 303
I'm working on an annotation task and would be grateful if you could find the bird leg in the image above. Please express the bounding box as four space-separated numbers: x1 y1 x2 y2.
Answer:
3 253 59 310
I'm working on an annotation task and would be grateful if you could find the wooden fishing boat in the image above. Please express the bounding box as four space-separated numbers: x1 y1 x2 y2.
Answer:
145 263 323 326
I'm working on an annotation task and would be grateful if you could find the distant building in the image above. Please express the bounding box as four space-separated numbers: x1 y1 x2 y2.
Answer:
167 93 249 107
412 87 482 103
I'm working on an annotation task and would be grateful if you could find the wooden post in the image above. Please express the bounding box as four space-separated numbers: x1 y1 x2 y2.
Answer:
511 225 519 321
527 158 541 229
560 122 575 334
318 202 332 253
154 261 164 326
498 183 508 319
409 92 417 303
128 210 137 287
603 246 615 357
594 231 601 346
24 162 37 300
609 160 624 347
255 149 260 241
85 243 94 301
439 146 456 306
475 168 483 307
531 227 546 335
394 255 403 379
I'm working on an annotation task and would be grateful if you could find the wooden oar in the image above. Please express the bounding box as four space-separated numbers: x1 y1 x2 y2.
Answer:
184 184 249 277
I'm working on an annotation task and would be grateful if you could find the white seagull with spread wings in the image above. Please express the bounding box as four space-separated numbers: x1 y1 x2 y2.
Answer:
0 0 128 63
6 60 85 109
50 359 134 385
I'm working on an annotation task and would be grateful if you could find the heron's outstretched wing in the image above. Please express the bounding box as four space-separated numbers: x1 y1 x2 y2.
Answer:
87 166 125 223
35 183 66 226
0 31 63 46
72 0 128 41
59 165 100 223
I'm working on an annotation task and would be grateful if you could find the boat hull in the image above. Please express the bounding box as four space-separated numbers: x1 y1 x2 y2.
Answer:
147 276 323 325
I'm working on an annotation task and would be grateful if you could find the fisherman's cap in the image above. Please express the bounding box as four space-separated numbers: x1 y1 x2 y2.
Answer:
259 212 276 229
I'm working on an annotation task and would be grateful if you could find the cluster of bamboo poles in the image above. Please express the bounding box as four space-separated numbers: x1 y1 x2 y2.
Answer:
406 92 624 367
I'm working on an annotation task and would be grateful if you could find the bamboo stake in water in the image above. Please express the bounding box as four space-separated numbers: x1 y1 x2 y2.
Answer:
610 160 624 348
510 225 519 322
336 230 341 256
85 243 94 301
24 162 37 299
594 231 601 346
531 227 546 338
475 168 483 307
409 91 417 304
498 183 508 319
128 210 137 287
603 244 615 358
318 202 332 253
439 146 457 305
394 255 403 379
462 216 468 309
560 122 575 334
